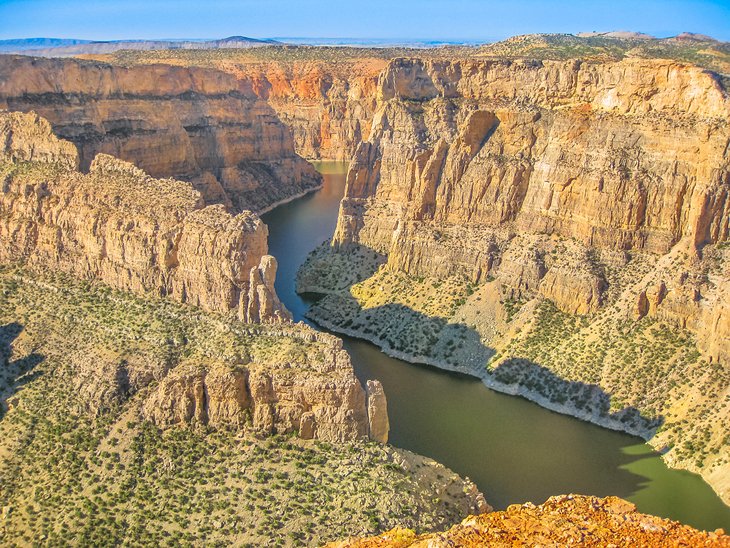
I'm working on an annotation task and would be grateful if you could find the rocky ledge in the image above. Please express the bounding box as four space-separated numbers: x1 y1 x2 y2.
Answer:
327 494 729 547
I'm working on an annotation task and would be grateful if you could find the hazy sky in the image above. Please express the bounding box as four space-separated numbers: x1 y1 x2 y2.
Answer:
1 0 729 42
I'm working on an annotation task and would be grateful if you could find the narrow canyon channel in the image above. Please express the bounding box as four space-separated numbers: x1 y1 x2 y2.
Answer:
261 162 730 532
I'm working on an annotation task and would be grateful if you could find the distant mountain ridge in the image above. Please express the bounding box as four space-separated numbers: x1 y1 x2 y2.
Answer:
0 38 92 52
0 36 280 57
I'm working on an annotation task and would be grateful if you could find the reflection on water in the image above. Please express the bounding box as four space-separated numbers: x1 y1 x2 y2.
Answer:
261 161 730 531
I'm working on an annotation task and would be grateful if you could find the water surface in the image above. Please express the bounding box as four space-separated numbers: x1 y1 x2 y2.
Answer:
262 161 730 531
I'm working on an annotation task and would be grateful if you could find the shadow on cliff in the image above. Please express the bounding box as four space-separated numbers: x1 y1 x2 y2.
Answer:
305 282 663 440
305 296 669 507
0 322 44 421
300 243 663 440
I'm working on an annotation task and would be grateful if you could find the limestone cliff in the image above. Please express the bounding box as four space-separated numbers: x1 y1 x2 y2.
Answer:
0 110 288 323
140 328 386 443
300 57 730 503
15 269 387 444
0 55 321 213
326 494 730 547
229 58 384 160
76 49 394 162
336 58 728 257
330 56 729 366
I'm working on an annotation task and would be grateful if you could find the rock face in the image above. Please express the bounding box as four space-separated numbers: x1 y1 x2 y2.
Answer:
0 55 321 213
336 58 728 256
300 57 730 503
229 58 385 160
365 380 389 443
0 110 288 322
242 255 292 323
332 56 729 363
326 494 730 547
0 110 389 443
141 329 386 442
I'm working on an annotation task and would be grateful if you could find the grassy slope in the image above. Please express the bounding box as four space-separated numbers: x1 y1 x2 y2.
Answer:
0 265 480 547
298 243 730 504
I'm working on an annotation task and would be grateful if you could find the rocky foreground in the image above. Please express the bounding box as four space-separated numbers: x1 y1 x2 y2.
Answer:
327 495 729 547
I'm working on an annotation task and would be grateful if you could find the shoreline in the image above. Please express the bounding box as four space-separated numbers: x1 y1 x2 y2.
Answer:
304 308 730 509
256 183 324 216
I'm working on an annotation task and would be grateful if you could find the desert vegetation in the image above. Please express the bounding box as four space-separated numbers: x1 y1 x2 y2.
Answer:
0 265 482 546
298 243 730 492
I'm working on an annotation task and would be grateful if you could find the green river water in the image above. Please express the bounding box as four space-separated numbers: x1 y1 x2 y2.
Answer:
261 162 730 532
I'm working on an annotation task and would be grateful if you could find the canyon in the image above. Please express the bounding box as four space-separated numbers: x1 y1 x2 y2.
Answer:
0 55 321 213
298 55 730 505
0 33 729 544
0 109 393 444
0 110 488 545
0 110 290 323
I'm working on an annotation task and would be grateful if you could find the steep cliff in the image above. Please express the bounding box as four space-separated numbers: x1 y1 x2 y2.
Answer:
0 55 321 213
335 57 729 258
79 49 389 162
0 110 289 323
327 494 729 547
300 57 730 502
228 58 384 160
140 328 389 443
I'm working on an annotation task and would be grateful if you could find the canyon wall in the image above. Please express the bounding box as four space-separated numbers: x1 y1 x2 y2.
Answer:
0 55 321 213
301 57 730 502
0 110 289 323
333 57 729 353
228 58 384 160
336 58 729 257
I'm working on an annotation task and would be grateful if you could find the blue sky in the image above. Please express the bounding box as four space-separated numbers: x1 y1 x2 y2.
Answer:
1 0 729 42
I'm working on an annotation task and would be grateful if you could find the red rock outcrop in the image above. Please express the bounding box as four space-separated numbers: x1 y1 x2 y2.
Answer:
0 110 288 322
0 55 321 213
229 59 385 160
326 494 730 547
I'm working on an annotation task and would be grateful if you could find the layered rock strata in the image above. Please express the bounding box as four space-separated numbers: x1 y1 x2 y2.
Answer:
140 329 387 443
229 58 385 160
76 49 391 162
329 56 729 381
0 55 321 213
0 110 288 323
326 494 730 547
300 57 730 502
